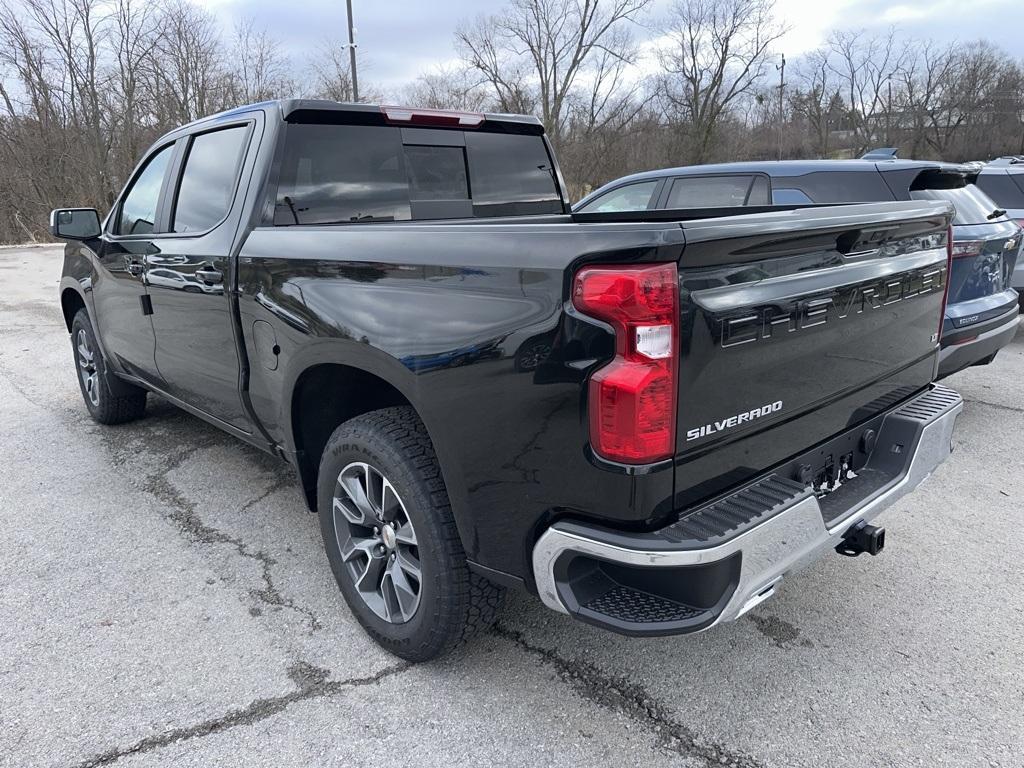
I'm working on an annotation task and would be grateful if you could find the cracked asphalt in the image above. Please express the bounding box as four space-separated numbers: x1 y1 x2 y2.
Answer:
1 245 1022 768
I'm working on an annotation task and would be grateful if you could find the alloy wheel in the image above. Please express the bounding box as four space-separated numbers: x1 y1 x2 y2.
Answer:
76 329 100 407
332 462 422 623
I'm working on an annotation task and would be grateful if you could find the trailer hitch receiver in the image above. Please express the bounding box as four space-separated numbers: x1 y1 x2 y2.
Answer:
835 520 886 557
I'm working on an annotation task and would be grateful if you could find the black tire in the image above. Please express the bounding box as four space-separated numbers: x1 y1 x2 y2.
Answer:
317 406 504 662
70 308 147 425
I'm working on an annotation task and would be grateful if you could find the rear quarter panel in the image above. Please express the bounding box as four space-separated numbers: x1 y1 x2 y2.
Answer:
236 221 685 582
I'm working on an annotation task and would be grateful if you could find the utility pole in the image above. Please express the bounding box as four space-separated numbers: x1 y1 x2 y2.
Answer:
777 53 786 161
346 0 359 102
886 79 892 146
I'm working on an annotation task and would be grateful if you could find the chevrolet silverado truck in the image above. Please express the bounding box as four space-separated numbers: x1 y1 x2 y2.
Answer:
52 100 963 661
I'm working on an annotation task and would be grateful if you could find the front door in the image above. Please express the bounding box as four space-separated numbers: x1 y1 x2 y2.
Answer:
91 142 176 385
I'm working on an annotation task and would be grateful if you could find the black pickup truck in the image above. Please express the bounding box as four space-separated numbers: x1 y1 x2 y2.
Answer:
53 101 963 661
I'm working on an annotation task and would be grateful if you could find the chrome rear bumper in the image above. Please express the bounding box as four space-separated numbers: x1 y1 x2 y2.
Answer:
532 385 963 635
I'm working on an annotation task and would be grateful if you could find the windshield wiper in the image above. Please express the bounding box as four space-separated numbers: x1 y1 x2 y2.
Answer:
988 208 1007 220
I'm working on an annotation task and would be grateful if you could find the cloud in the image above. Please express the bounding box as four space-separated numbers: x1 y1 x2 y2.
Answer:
195 0 486 91
195 0 1024 94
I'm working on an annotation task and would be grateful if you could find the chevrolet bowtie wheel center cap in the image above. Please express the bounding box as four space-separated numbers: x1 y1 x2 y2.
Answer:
381 524 397 551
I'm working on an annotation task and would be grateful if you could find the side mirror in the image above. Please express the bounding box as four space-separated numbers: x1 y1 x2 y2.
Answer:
50 208 101 240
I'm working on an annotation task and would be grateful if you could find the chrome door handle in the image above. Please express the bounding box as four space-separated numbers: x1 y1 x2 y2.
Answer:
126 259 144 276
195 267 223 284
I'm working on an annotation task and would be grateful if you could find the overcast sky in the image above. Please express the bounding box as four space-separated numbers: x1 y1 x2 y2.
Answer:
195 0 1023 92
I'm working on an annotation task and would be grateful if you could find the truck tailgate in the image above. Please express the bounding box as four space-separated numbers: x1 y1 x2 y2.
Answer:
673 201 953 509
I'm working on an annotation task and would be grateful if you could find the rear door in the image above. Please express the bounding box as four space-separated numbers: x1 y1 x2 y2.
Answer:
145 118 257 429
671 202 952 509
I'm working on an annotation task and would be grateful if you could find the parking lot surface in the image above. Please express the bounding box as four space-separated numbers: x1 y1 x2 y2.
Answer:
1 245 1021 768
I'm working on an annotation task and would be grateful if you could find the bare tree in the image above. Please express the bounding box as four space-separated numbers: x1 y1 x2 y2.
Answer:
456 0 652 147
309 40 380 102
790 48 843 157
109 0 162 192
656 0 786 163
146 0 229 125
1 0 1023 244
229 17 293 103
401 65 491 111
824 28 906 155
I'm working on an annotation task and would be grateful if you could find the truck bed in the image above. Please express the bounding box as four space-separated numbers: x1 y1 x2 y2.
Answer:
237 200 953 586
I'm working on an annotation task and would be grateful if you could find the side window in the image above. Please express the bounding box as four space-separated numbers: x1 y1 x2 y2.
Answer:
577 181 659 213
667 176 753 208
772 188 813 204
117 144 174 235
173 126 249 233
976 173 1024 209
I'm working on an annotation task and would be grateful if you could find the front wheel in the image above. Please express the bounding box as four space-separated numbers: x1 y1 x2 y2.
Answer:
70 308 147 425
317 406 504 661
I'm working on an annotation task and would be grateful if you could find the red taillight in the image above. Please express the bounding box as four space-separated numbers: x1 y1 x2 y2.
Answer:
939 225 954 341
573 263 678 464
380 105 484 128
950 239 984 259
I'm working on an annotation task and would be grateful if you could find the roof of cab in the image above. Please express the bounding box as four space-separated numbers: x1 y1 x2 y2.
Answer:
155 99 543 143
277 99 543 128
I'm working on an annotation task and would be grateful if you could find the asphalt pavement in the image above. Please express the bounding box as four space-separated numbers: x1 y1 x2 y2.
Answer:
1 245 1021 768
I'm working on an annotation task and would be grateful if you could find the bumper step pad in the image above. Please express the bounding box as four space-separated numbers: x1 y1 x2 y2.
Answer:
533 384 964 636
893 384 962 422
663 475 811 546
582 586 706 625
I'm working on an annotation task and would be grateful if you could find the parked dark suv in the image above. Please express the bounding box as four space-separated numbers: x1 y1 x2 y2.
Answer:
576 158 1021 377
975 157 1024 304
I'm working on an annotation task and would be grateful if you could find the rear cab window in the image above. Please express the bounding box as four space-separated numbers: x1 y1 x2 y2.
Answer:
273 123 563 224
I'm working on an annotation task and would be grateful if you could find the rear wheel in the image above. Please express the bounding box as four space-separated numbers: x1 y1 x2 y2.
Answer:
70 308 147 425
317 406 504 661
